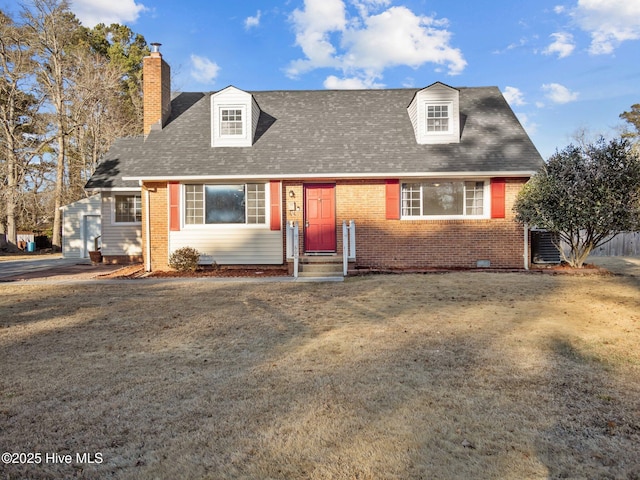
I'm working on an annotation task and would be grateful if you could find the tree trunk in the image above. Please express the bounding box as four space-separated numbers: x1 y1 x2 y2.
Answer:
5 165 19 252
51 131 65 250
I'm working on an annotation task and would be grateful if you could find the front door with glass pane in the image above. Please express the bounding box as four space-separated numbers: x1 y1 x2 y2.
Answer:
304 184 336 252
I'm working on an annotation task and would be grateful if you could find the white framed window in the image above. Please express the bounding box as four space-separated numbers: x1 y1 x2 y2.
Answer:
220 107 244 136
114 195 142 223
184 183 266 225
426 103 452 133
401 180 487 219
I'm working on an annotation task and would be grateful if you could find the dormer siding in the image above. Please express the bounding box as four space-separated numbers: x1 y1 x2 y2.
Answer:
409 82 461 145
211 86 259 147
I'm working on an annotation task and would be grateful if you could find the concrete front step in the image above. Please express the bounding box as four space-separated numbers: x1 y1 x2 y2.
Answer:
298 271 343 278
297 255 344 277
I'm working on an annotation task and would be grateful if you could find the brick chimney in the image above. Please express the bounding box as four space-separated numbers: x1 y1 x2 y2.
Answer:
143 43 171 137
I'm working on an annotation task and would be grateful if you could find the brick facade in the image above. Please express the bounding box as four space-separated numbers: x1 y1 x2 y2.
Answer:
145 178 528 272
142 182 169 271
284 178 528 270
102 255 143 264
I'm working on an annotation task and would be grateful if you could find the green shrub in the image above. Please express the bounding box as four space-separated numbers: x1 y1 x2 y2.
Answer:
169 247 200 272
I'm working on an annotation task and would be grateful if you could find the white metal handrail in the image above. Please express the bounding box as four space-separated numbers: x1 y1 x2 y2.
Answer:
342 220 356 276
286 221 300 278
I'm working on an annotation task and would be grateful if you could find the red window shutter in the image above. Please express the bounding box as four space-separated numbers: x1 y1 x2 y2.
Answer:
491 178 506 219
169 182 180 231
385 179 400 220
270 181 281 231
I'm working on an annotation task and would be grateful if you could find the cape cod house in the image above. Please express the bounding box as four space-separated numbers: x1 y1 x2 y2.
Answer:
85 45 544 274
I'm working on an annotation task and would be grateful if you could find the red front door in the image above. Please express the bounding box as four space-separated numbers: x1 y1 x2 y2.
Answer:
304 184 336 252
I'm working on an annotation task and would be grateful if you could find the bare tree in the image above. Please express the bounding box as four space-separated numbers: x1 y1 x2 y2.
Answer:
1 1 147 250
65 49 132 199
0 10 46 250
22 0 82 250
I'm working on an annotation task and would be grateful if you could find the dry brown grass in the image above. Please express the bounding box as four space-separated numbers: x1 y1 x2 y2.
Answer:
1 272 639 479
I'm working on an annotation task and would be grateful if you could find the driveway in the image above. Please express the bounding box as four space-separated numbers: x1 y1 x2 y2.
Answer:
0 256 123 282
588 256 640 279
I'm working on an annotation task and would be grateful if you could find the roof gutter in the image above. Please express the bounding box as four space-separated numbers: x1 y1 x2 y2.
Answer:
123 171 537 182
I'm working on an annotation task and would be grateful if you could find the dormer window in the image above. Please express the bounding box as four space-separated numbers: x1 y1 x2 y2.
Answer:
408 82 460 144
220 108 244 136
211 86 259 147
426 103 451 133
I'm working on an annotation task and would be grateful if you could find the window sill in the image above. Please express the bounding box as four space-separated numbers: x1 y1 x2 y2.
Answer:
401 215 490 221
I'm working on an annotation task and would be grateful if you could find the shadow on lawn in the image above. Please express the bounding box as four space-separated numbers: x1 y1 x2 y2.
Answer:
535 336 640 479
1 274 639 479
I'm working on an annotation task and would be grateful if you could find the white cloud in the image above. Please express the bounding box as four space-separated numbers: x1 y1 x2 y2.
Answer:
190 54 220 85
287 0 347 77
542 83 579 104
543 32 575 58
245 10 261 30
287 0 466 87
351 0 391 17
502 87 527 107
342 7 466 74
69 0 146 27
503 86 526 106
323 74 384 89
570 0 640 54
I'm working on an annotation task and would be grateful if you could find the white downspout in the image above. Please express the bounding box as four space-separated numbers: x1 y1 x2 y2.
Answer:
523 223 529 270
144 185 151 272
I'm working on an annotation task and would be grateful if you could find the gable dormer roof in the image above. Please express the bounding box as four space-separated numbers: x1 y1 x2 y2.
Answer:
408 82 461 145
211 86 260 147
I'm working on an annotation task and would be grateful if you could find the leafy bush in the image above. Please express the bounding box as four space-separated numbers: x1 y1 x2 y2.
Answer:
515 137 640 267
169 247 200 272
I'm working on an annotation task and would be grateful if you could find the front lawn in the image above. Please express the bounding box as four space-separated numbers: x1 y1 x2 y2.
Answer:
1 272 639 479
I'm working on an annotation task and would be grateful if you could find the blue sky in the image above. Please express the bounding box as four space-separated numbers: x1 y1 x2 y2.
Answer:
8 0 640 159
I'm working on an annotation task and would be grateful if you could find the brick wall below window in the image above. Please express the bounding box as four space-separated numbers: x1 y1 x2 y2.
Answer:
284 178 528 269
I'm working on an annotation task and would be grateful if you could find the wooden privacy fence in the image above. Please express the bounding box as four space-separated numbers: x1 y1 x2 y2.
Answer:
590 232 640 257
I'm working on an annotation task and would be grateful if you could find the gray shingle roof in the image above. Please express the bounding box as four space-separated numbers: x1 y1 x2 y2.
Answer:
86 86 543 188
85 137 145 190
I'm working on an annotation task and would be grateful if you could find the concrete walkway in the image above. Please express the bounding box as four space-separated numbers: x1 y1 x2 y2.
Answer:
1 254 637 285
0 257 343 284
0 257 122 282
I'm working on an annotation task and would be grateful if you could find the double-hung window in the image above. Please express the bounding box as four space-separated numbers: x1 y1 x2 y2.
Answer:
401 181 486 218
114 195 142 223
185 184 266 225
426 103 451 133
220 108 243 136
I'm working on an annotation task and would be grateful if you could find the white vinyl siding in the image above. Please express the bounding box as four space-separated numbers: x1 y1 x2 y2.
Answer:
169 228 283 265
251 96 261 142
408 82 460 145
175 182 279 264
61 195 101 258
100 192 143 257
211 87 259 147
